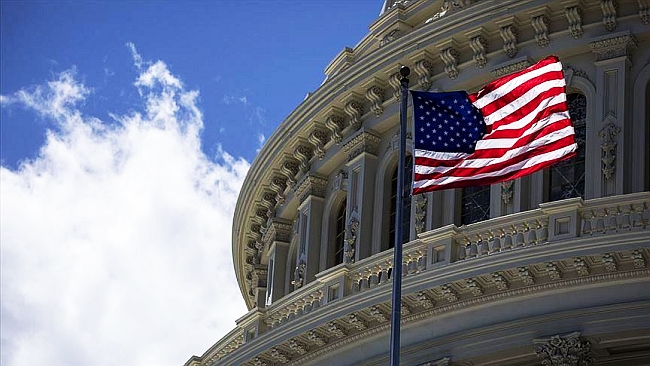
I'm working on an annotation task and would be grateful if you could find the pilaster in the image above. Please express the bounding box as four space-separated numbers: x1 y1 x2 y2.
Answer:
295 174 327 285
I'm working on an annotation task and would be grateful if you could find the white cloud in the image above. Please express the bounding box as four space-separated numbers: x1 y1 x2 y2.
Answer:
256 133 266 154
1 45 250 366
221 94 248 106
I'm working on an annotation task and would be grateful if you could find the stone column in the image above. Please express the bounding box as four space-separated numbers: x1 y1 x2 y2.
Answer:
589 31 637 198
294 174 327 284
262 218 292 305
342 129 380 261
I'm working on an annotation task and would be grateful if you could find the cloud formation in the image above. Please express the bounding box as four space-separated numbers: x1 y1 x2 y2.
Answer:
1 44 250 366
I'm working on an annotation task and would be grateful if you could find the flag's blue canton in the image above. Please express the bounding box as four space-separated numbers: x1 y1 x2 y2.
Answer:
411 90 486 154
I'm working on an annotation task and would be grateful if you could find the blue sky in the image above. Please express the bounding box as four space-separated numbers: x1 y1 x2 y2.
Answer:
1 1 379 365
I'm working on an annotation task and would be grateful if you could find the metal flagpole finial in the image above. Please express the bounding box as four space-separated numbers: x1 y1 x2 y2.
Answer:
400 65 410 79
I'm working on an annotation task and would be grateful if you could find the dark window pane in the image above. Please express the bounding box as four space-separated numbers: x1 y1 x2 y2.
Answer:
461 185 491 225
549 93 586 201
334 199 346 265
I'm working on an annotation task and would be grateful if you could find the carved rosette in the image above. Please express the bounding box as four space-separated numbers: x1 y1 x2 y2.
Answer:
499 24 519 58
269 347 290 363
589 31 637 61
466 278 484 296
415 290 435 308
401 303 412 315
439 47 460 79
533 332 593 366
294 174 328 204
365 84 385 117
598 120 620 180
574 257 590 276
348 313 368 330
369 305 389 322
546 262 563 280
344 98 364 131
492 272 510 290
441 284 459 302
519 266 536 285
602 253 618 272
287 339 308 355
342 130 381 161
601 0 617 31
326 321 347 338
414 194 428 234
325 112 345 145
307 330 327 347
532 14 550 47
308 129 328 160
468 34 488 68
413 58 435 90
631 249 646 268
564 5 583 39
294 144 314 174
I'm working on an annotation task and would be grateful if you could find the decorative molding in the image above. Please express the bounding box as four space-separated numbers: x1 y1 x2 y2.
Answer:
466 277 484 296
293 144 313 174
410 51 436 90
640 0 649 24
598 116 620 180
364 79 386 117
574 257 590 276
281 159 299 188
631 249 646 268
269 347 290 363
342 130 381 161
602 253 618 272
425 0 475 23
419 357 451 366
491 57 531 78
492 272 510 290
326 321 348 339
325 108 346 145
348 313 368 330
441 283 459 302
294 174 328 203
589 31 637 61
415 290 435 309
332 170 348 192
307 329 328 347
308 129 328 160
380 28 401 47
496 18 519 58
438 42 460 79
601 0 617 31
532 14 550 48
563 3 583 39
291 260 306 290
546 262 563 280
270 175 287 207
533 332 593 366
369 305 389 322
466 29 488 68
344 94 365 131
344 207 359 264
519 266 536 285
415 194 428 234
387 71 402 101
501 180 514 204
287 339 308 355
262 218 293 244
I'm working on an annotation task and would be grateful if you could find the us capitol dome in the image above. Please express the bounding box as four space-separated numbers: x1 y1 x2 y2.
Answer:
186 1 650 365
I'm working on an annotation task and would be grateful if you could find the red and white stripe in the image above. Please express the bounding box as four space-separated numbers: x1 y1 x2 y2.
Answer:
413 56 577 194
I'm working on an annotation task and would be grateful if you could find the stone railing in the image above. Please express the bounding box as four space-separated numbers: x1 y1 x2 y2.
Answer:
201 192 649 364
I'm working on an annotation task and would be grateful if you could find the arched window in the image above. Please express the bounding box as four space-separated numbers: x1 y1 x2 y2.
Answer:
549 93 586 201
388 155 413 248
461 185 490 225
333 198 347 266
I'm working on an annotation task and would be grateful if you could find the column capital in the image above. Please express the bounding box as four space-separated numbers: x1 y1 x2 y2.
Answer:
589 31 637 62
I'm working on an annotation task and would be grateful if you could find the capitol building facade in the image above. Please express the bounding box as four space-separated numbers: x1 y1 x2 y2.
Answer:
186 1 650 365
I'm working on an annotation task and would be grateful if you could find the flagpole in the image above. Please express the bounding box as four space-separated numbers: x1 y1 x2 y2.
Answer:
389 65 410 366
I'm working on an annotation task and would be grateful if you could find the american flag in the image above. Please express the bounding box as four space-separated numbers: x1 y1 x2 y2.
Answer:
411 55 577 195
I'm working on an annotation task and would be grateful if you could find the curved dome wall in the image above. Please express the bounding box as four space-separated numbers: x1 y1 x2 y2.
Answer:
188 1 650 365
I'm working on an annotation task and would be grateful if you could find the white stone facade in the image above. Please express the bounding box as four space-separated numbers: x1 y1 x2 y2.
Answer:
187 1 650 365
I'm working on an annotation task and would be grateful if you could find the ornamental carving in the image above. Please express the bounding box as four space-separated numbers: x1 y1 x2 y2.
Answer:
413 57 435 90
532 14 550 47
501 180 514 204
270 175 287 206
332 169 348 192
287 339 308 355
468 33 488 68
415 290 435 308
348 313 368 330
369 305 389 322
574 257 590 276
601 0 617 31
380 28 401 47
631 249 646 268
498 23 519 58
492 272 510 290
565 5 583 39
439 47 460 79
441 284 459 302
466 277 484 296
307 330 327 346
342 130 381 161
641 1 649 24
281 159 299 188
414 194 427 234
325 110 345 145
419 357 451 366
365 84 385 117
308 129 328 160
344 98 364 131
602 253 617 272
294 174 328 204
326 321 347 338
269 347 290 363
589 31 637 61
491 57 531 78
344 209 359 264
291 260 306 290
262 218 292 244
546 262 562 280
598 118 620 180
426 0 474 23
519 266 535 285
294 144 314 173
533 332 593 366
388 71 402 101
